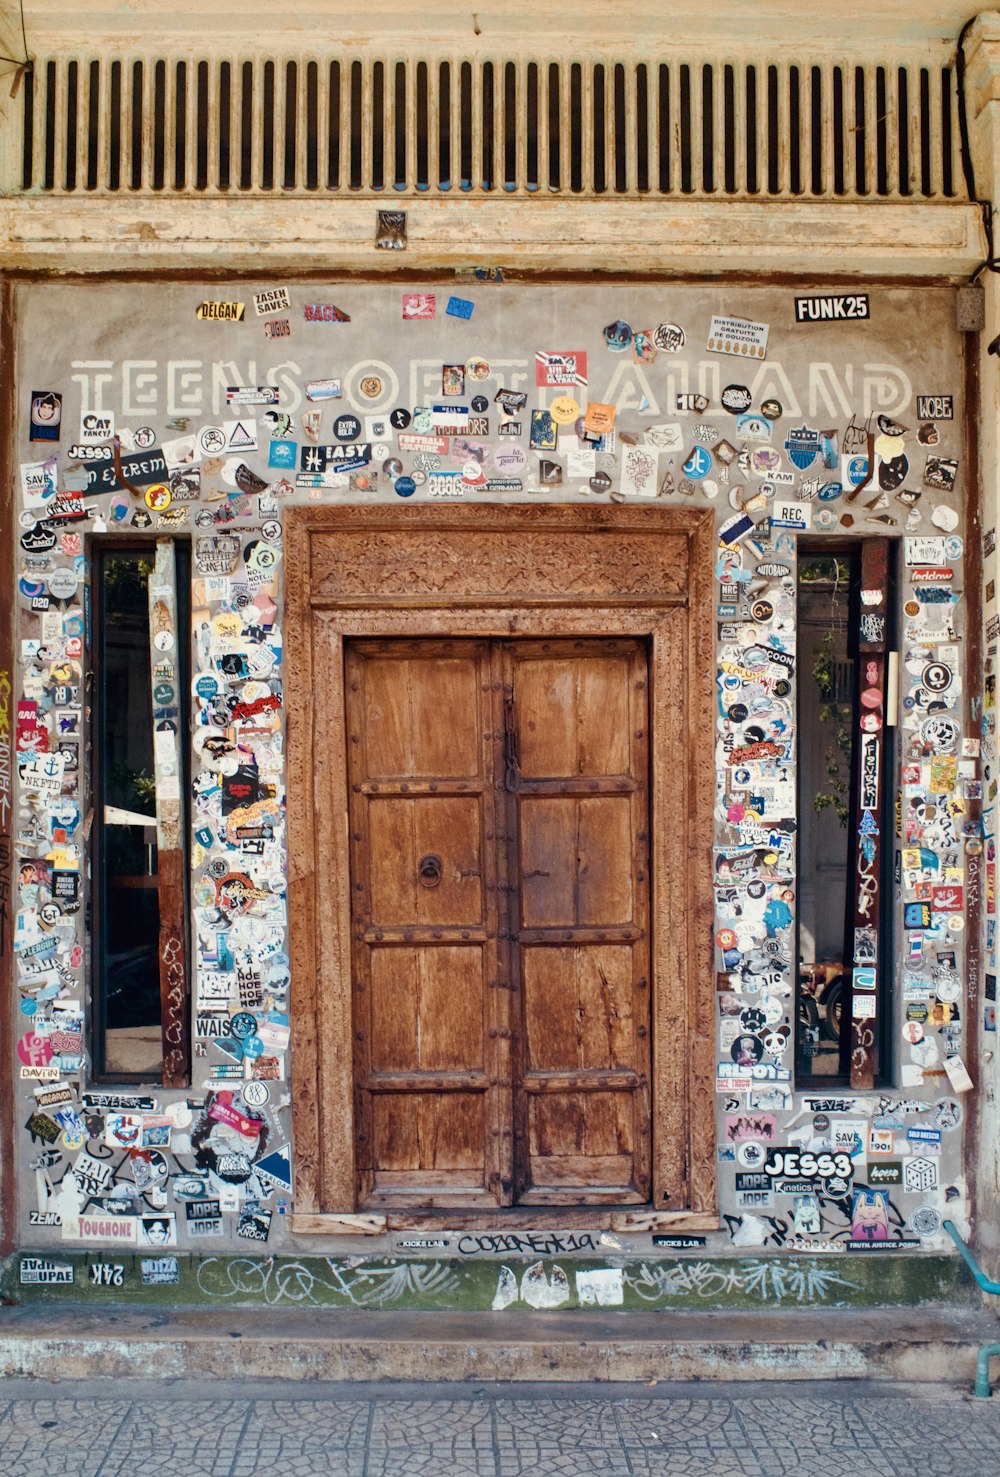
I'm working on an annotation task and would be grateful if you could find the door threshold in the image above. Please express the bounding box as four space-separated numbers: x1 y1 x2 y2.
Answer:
292 1208 720 1236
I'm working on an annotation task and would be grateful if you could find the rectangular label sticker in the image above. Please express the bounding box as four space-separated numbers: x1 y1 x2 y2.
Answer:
707 316 769 359
794 294 870 323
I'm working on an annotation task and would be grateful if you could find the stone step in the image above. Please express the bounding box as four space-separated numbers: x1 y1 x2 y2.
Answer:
1 1303 997 1386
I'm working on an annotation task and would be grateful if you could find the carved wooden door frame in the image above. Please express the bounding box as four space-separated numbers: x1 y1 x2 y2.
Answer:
284 503 718 1234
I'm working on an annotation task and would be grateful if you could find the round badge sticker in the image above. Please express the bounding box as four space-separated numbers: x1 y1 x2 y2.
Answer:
230 1011 259 1040
466 357 490 382
493 443 527 475
909 1206 942 1238
604 320 633 352
48 568 80 600
731 1034 764 1066
682 446 712 480
722 384 753 414
242 1035 265 1059
735 1140 767 1169
359 376 383 399
144 483 171 511
653 323 685 353
549 395 580 426
390 408 411 430
471 395 489 414
760 398 783 420
922 662 952 693
241 1080 270 1108
394 475 417 498
333 414 362 442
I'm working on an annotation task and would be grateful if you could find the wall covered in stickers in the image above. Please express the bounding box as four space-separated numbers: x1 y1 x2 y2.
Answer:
5 277 988 1290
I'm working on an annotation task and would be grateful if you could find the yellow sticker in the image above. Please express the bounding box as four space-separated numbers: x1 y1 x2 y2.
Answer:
212 611 242 640
549 394 580 425
144 483 172 511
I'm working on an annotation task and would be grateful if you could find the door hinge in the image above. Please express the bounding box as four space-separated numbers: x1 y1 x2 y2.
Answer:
503 692 520 791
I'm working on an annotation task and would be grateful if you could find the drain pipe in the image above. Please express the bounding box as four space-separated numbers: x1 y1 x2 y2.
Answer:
943 1221 1000 1397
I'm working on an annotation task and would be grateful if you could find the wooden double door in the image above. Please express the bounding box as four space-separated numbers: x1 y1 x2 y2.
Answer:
346 636 652 1210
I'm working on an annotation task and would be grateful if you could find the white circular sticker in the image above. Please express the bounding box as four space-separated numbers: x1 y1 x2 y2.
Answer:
241 1081 270 1108
493 443 527 475
48 568 80 600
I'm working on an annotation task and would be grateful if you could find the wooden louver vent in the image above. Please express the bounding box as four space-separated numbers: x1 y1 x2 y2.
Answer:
12 52 963 201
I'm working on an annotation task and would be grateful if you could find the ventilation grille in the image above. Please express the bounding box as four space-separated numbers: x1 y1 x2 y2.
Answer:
13 53 963 200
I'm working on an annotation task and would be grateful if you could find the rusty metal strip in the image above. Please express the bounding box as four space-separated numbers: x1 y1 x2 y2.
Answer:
112 434 144 500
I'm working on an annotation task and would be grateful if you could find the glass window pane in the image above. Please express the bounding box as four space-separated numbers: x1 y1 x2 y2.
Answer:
796 554 855 1080
97 550 163 1078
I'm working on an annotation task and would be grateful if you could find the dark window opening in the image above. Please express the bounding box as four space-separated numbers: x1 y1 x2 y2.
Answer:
93 543 190 1083
795 547 895 1086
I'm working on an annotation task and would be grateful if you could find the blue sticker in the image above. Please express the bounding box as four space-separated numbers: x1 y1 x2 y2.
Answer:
268 439 297 469
241 1035 265 1059
682 446 712 480
446 296 475 319
394 476 417 498
845 455 870 487
20 998 37 1016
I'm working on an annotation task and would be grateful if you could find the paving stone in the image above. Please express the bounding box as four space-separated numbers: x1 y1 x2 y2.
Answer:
368 1398 495 1448
94 1398 252 1477
237 1397 372 1448
496 1452 631 1477
364 1450 498 1477
624 1456 763 1477
494 1398 626 1447
231 1450 367 1477
614 1396 746 1449
0 1399 133 1477
5 1378 1000 1477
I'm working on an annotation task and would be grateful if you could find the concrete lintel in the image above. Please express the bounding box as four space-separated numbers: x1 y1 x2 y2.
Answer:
0 198 985 280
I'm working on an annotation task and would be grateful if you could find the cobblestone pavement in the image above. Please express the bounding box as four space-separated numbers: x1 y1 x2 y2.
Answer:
0 1378 998 1477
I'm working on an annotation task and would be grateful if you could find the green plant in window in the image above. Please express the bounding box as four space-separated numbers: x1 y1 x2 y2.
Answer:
811 629 852 827
110 761 157 814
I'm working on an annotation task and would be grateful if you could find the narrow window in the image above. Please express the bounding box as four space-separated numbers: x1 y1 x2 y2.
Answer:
796 544 895 1086
92 542 190 1084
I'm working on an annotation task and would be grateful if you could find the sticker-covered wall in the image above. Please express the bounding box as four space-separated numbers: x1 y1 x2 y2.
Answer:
7 279 985 1295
